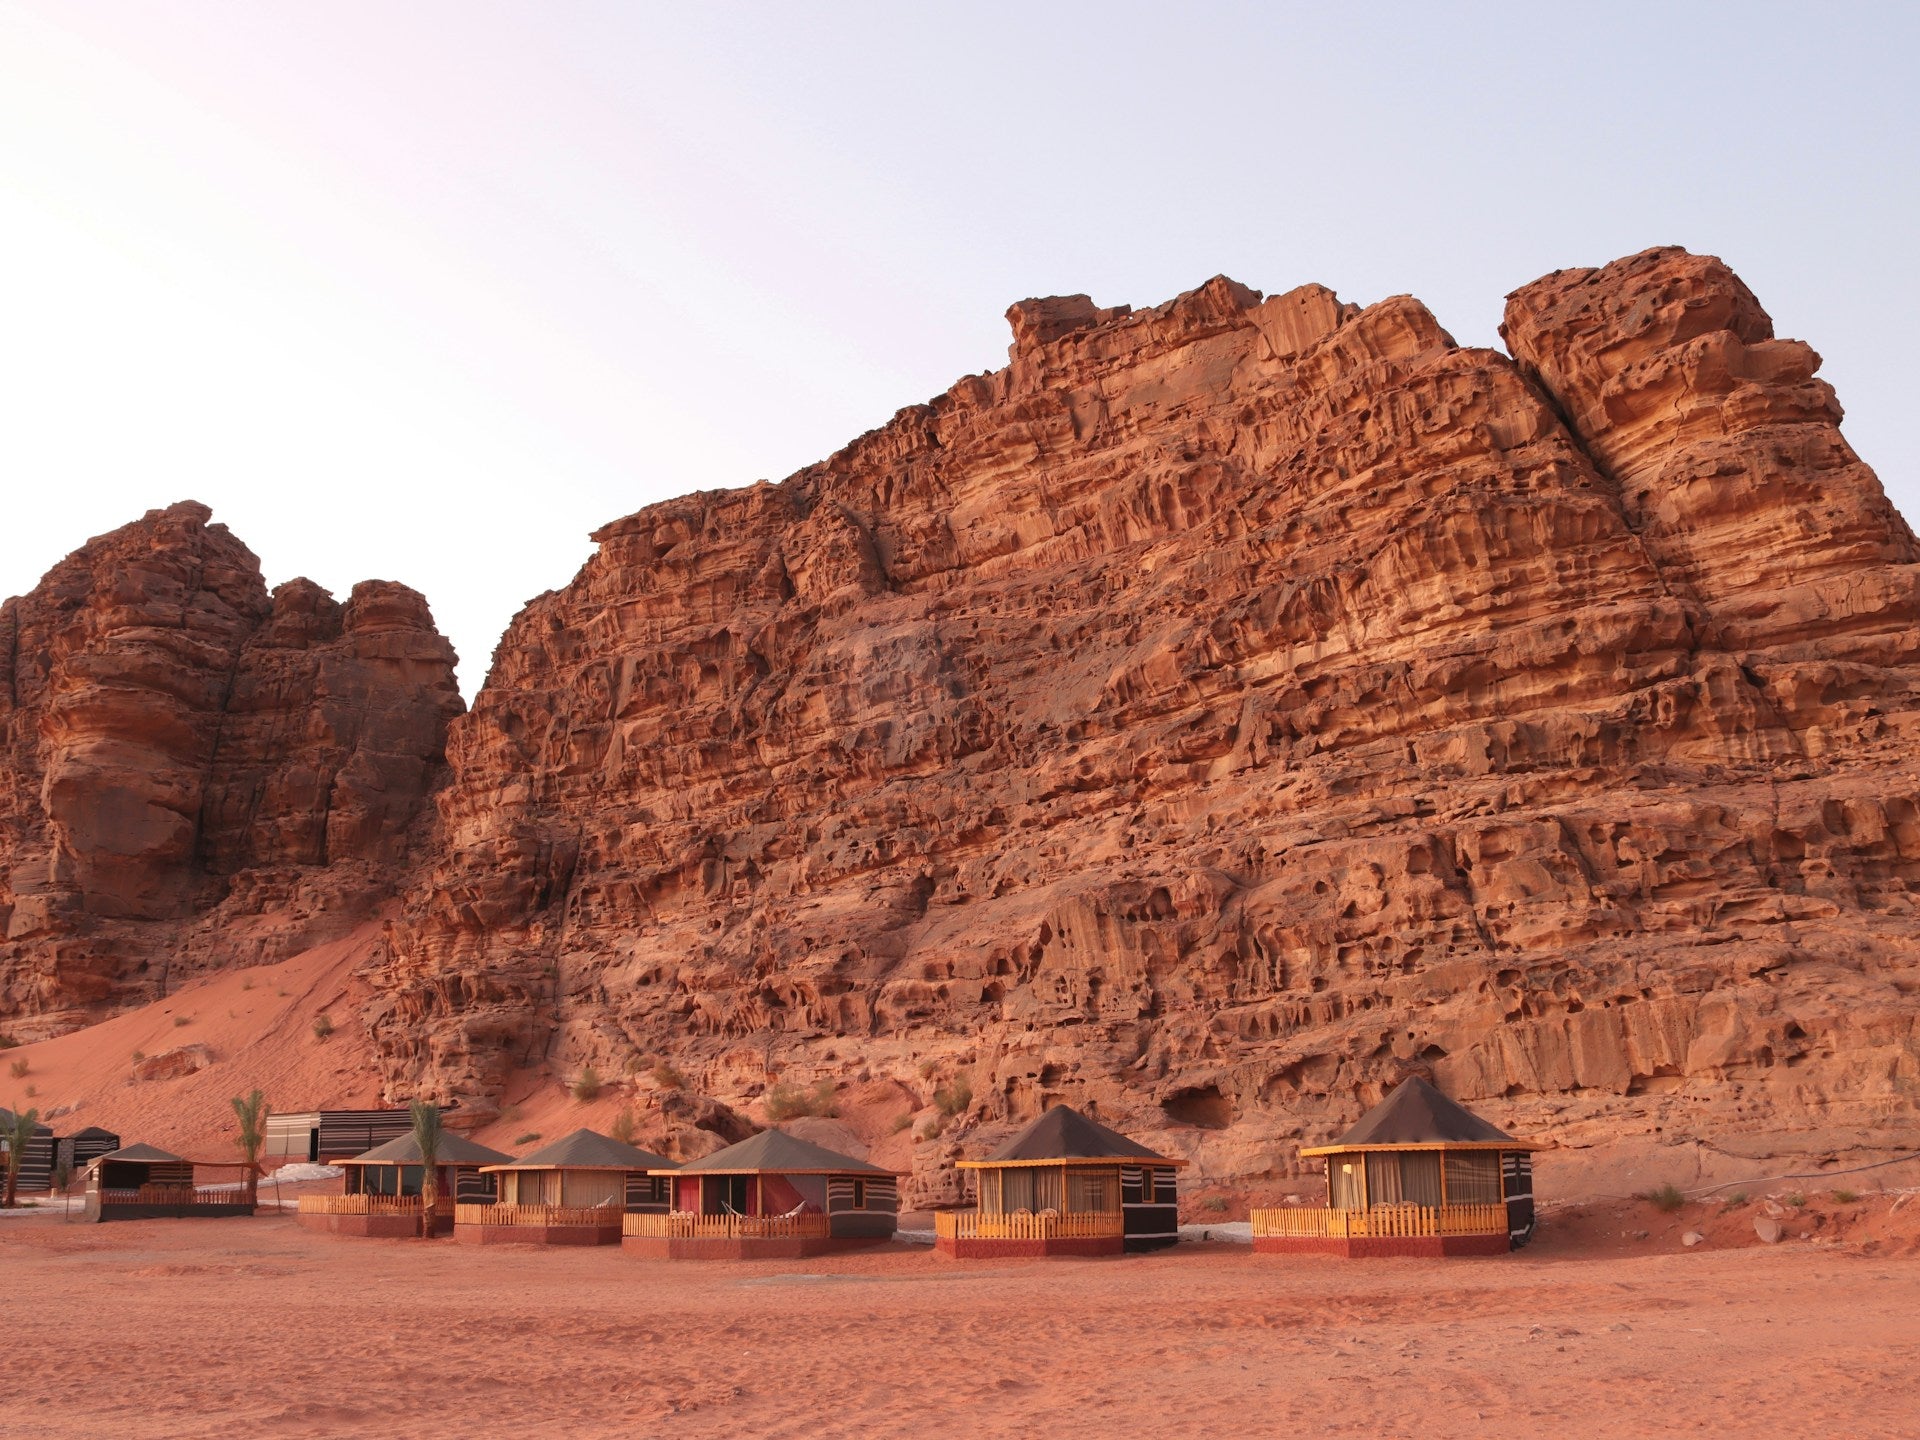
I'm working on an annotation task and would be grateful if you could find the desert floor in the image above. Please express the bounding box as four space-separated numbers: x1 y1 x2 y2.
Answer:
4 1195 1918 1440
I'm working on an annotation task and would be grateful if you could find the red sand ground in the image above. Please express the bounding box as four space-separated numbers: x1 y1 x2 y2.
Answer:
4 1192 1918 1439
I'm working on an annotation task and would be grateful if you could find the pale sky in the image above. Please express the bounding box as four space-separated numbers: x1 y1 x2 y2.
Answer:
4 2 1917 695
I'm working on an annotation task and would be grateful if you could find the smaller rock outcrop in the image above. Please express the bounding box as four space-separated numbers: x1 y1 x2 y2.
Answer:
0 502 463 1032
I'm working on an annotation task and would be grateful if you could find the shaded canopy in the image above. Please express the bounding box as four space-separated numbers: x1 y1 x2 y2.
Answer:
482 1128 676 1172
344 1132 515 1168
67 1126 121 1142
1303 1076 1532 1154
674 1128 892 1176
964 1105 1181 1168
94 1143 188 1165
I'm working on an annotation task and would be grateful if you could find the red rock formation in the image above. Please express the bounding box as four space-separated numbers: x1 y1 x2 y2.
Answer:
362 248 1920 1189
0 502 462 1032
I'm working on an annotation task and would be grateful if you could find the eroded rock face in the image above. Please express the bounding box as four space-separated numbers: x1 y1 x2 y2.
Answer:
364 248 1920 1190
0 502 462 1031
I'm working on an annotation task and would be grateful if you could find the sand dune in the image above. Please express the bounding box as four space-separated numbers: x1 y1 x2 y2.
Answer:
4 1194 1917 1439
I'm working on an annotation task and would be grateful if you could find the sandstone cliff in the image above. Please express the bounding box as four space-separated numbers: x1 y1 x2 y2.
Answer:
0 502 462 1033
357 247 1920 1189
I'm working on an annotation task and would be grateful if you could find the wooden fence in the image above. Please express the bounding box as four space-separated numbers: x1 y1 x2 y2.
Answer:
98 1187 247 1208
453 1202 623 1229
1249 1203 1508 1239
298 1193 444 1217
623 1211 831 1241
934 1209 1125 1241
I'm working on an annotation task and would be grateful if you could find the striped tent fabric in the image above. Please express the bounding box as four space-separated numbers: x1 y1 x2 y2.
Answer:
1503 1152 1536 1247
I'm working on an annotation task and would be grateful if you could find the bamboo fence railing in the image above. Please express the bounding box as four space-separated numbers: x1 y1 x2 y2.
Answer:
453 1202 623 1228
622 1211 831 1240
934 1209 1125 1241
1249 1203 1508 1239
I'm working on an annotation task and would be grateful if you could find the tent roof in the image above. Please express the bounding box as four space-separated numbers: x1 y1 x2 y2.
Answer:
674 1128 893 1176
66 1127 121 1141
343 1132 515 1168
482 1128 676 1172
1302 1076 1532 1153
95 1143 188 1164
962 1105 1181 1168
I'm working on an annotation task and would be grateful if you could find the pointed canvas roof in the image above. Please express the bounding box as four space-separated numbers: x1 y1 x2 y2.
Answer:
959 1105 1183 1168
1300 1076 1536 1154
674 1128 893 1176
66 1126 121 1141
481 1128 676 1172
343 1132 515 1168
95 1143 188 1164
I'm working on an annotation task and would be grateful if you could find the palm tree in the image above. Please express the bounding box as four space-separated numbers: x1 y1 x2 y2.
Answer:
410 1100 443 1239
3 1106 40 1209
231 1089 268 1208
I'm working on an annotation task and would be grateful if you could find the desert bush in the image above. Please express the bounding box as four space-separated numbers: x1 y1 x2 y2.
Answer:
651 1062 687 1091
1722 1191 1749 1207
1640 1182 1686 1213
1202 1195 1231 1214
173 1015 192 1028
890 1113 913 1134
1832 1188 1859 1204
130 1050 145 1065
573 1065 603 1102
514 1132 542 1146
1785 1192 1808 1208
7 1058 27 1079
916 1123 942 1142
22 1085 34 1098
0 1032 18 1049
311 1014 335 1042
610 1106 638 1144
765 1079 838 1121
933 1078 972 1119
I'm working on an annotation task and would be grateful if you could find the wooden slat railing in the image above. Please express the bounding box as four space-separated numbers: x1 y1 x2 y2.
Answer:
1249 1203 1508 1239
298 1193 447 1217
934 1209 1125 1241
453 1202 623 1228
99 1187 249 1207
623 1211 831 1240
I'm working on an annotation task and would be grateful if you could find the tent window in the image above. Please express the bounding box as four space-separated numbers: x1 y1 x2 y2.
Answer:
1330 1159 1364 1209
851 1179 866 1209
1444 1151 1502 1205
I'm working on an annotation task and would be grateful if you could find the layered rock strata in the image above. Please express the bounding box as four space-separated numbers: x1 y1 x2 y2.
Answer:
0 502 462 1031
363 248 1920 1187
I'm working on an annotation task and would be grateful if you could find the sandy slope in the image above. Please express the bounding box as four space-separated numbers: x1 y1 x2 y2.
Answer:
3 1196 1918 1440
0 926 386 1157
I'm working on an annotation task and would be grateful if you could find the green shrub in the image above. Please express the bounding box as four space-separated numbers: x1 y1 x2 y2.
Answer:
173 1015 192 1027
651 1062 687 1091
130 1050 145 1065
1722 1191 1749 1207
933 1079 972 1119
890 1113 913 1134
1785 1192 1808 1208
1832 1188 1859 1204
765 1080 838 1121
311 1014 335 1042
610 1106 638 1144
7 1058 26 1080
573 1066 603 1103
1640 1182 1686 1213
1202 1195 1231 1214
514 1132 542 1146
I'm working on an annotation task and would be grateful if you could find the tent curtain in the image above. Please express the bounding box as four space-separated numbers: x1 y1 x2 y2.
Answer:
1067 1168 1119 1214
1001 1167 1063 1213
1329 1158 1364 1209
1444 1151 1502 1204
1365 1152 1441 1207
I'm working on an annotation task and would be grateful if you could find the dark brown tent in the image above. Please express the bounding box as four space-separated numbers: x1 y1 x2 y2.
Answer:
946 1105 1185 1256
1255 1077 1541 1257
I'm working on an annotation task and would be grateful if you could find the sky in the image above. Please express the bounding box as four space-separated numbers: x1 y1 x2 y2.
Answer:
3 2 1917 695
